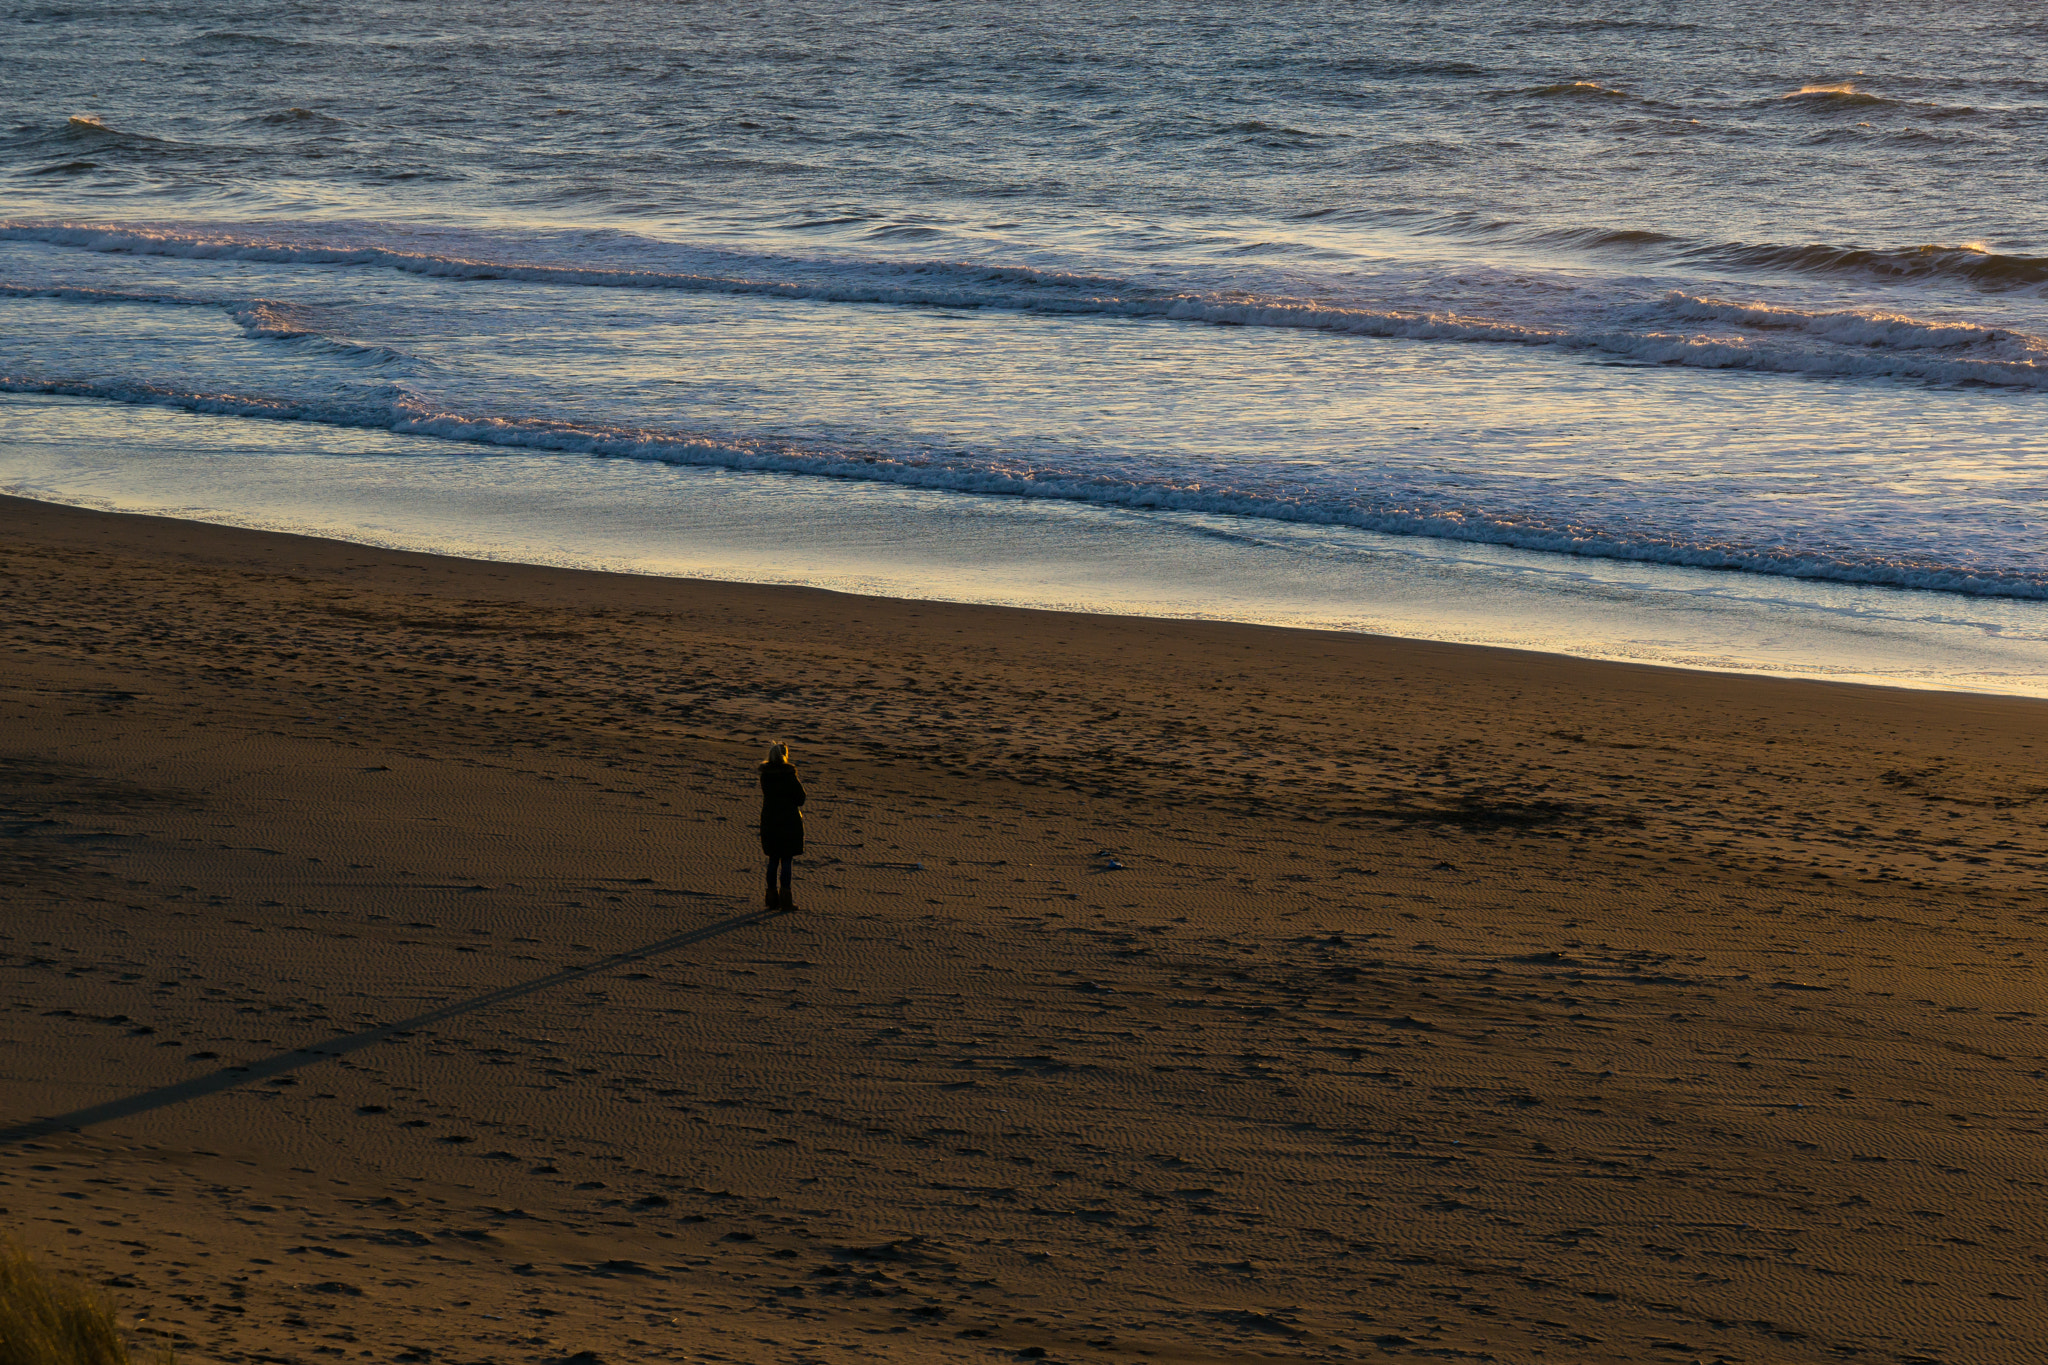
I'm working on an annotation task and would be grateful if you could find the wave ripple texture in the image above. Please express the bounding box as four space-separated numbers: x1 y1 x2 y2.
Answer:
4 0 2047 605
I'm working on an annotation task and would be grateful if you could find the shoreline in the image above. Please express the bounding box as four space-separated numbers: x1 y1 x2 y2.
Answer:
6 492 2048 1364
4 487 2034 704
8 414 2048 698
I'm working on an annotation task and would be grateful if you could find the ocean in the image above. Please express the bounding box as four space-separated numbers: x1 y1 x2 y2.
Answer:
6 0 2048 690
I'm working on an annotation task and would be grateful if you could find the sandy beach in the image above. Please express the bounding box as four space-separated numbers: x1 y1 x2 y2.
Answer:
4 492 2046 1365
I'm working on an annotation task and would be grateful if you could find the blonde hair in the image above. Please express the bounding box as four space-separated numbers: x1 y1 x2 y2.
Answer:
764 742 790 765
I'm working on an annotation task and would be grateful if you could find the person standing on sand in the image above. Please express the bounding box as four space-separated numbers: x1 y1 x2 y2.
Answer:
759 742 806 910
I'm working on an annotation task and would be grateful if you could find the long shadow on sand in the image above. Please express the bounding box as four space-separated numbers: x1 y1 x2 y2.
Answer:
0 905 787 1146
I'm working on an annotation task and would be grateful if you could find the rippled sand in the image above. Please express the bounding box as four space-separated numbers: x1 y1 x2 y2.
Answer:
5 497 2046 1364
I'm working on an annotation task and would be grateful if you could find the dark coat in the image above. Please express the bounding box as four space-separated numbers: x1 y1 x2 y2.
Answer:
759 759 806 858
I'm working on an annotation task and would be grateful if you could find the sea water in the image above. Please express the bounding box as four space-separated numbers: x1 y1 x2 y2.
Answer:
5 0 2047 691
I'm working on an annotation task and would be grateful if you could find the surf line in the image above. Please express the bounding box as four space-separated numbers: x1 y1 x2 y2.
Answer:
0 905 790 1146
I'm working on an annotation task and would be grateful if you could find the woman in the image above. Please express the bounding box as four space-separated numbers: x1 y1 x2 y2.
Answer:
758 741 806 910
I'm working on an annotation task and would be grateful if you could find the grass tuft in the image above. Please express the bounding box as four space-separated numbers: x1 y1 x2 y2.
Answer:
0 1242 169 1365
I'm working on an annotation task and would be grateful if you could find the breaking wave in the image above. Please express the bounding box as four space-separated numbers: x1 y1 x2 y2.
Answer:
1655 291 2035 353
1780 82 1894 108
0 281 412 365
1420 213 2048 292
3 371 2044 601
1686 238 2048 290
7 222 2047 389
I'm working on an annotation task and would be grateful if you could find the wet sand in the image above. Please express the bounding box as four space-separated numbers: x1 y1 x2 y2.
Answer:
3 492 2046 1365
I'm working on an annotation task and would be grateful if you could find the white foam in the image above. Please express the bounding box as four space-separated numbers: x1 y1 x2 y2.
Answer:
5 371 2043 601
9 221 2048 389
11 391 2048 697
1659 290 2032 352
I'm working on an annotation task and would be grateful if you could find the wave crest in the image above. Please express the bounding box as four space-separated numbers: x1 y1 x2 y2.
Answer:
0 281 412 366
1527 81 1629 99
1658 291 2032 353
7 221 2048 391
1688 238 2048 289
60 114 172 145
1780 83 1893 108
